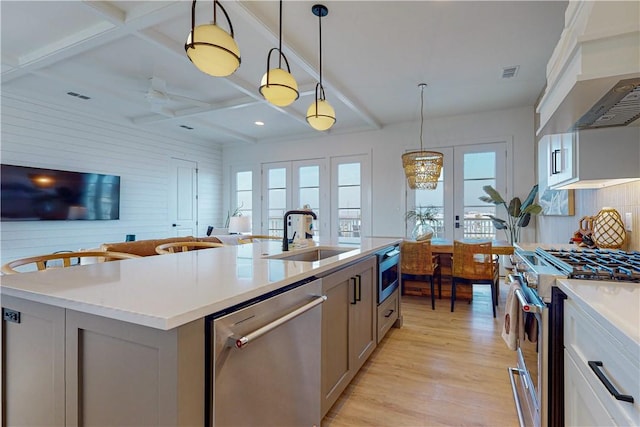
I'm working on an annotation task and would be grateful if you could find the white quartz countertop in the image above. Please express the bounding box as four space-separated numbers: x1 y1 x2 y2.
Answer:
557 278 640 354
0 237 401 330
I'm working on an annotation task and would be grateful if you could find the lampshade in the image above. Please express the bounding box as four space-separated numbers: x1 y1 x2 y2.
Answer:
402 151 443 189
228 216 251 234
185 0 241 77
260 1 299 107
260 66 299 107
306 98 336 131
402 84 442 189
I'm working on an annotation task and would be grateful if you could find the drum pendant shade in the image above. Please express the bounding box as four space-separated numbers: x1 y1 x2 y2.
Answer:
184 1 240 77
307 98 336 131
260 67 299 107
260 0 299 107
402 84 443 189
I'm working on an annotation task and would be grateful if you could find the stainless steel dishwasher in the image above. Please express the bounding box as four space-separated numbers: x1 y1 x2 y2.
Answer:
206 277 326 427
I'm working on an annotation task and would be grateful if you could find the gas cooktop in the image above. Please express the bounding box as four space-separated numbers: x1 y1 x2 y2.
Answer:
535 248 640 283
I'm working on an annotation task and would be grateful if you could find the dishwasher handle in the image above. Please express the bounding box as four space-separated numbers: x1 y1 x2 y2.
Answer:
228 295 327 349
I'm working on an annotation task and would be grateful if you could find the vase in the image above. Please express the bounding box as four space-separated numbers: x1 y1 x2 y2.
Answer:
412 223 434 241
592 207 626 249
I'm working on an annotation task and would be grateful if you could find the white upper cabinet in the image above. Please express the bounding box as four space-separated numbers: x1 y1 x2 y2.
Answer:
539 127 640 190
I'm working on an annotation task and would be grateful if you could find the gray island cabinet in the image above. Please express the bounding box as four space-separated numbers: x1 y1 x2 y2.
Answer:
1 238 400 426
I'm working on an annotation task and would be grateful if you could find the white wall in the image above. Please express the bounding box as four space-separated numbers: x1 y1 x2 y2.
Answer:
223 106 538 240
0 94 223 267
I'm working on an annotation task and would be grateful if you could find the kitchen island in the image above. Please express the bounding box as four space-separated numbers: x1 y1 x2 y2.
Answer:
1 237 401 426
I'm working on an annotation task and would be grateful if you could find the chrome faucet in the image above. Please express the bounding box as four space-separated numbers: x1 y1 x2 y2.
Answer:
282 210 317 251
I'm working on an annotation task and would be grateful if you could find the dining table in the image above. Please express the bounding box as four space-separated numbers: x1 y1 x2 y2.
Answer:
429 238 514 255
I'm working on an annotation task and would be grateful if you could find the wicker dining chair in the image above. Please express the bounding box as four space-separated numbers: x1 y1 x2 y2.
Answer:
155 241 224 254
400 240 441 310
1 251 140 275
450 241 499 318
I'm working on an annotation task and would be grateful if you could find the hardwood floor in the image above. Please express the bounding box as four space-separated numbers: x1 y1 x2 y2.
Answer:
323 281 519 427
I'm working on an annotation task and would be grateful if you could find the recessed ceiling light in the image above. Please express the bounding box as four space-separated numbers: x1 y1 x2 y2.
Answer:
255 121 265 126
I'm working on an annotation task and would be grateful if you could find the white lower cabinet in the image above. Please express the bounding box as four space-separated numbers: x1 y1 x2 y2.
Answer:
320 256 377 417
2 295 204 426
564 299 639 426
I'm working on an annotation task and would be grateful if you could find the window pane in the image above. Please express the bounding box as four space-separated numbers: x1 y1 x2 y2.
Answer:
464 152 495 180
269 189 286 209
299 166 319 187
299 188 319 209
463 152 496 239
339 186 361 209
236 171 252 191
338 163 360 186
269 168 286 188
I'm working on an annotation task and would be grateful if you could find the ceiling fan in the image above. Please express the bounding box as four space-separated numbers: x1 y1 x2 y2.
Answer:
145 76 210 116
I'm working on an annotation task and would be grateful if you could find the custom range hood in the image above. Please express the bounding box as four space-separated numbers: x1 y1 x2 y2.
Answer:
537 1 640 136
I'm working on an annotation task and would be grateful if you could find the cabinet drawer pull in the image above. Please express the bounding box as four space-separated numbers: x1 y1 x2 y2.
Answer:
588 361 634 403
350 277 357 305
551 149 561 174
355 275 362 302
384 309 395 318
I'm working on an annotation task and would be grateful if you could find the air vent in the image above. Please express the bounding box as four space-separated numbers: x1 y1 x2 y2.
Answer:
501 66 519 79
66 91 91 100
574 78 640 130
179 125 194 130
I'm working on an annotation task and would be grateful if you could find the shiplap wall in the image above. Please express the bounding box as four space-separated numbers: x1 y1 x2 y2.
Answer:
1 94 223 267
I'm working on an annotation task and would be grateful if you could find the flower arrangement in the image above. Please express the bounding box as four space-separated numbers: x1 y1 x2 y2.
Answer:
479 185 542 244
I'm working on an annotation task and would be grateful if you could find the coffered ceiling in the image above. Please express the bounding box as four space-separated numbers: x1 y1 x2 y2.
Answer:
1 1 567 146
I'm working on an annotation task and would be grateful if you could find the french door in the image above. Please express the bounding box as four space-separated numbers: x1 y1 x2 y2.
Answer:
410 142 509 240
261 160 328 237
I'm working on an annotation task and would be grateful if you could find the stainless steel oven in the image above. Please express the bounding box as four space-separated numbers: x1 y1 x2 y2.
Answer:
376 245 400 304
508 273 548 427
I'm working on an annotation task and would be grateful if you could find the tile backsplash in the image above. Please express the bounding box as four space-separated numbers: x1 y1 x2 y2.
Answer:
537 181 639 251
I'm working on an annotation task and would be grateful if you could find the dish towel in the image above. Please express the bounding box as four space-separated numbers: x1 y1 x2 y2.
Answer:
501 280 522 351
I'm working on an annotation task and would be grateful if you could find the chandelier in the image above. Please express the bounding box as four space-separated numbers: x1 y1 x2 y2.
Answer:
402 83 443 189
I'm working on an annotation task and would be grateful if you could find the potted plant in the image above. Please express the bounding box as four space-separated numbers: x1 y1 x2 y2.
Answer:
479 185 542 245
405 205 438 240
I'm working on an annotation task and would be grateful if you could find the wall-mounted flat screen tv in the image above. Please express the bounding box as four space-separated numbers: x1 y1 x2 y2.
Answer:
1 164 120 221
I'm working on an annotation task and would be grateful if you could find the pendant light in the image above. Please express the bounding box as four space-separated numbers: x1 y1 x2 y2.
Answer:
185 0 241 77
260 0 299 107
306 4 336 131
402 84 443 189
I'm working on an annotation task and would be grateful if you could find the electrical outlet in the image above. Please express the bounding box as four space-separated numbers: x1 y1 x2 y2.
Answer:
625 212 633 232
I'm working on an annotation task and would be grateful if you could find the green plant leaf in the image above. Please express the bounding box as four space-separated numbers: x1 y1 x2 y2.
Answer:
507 197 522 217
479 196 497 204
523 204 543 215
485 215 508 229
481 185 505 204
517 212 531 227
520 184 539 210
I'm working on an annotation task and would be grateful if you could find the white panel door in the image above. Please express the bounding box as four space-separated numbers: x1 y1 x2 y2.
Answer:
169 158 198 237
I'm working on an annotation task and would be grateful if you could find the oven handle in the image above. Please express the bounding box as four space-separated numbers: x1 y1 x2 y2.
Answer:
508 367 526 427
514 288 543 314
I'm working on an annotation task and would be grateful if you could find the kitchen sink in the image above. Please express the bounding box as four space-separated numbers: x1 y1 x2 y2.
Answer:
264 246 356 262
